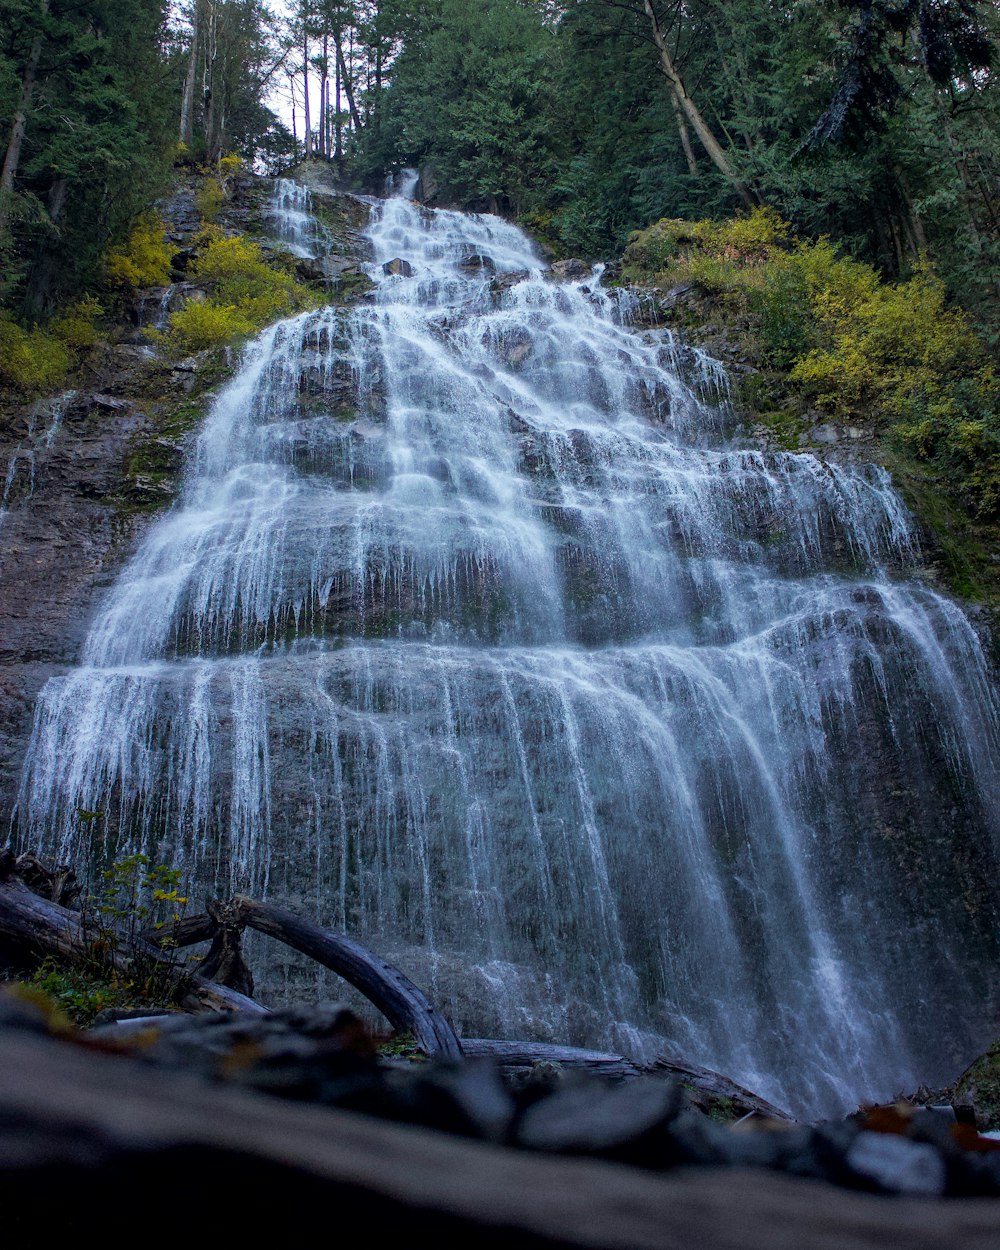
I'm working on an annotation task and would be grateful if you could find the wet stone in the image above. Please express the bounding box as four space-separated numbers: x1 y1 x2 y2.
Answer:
517 1075 683 1164
382 257 414 277
844 1131 946 1196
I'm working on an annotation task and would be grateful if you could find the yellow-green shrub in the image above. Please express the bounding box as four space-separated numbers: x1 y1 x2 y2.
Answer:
196 177 226 222
159 232 314 356
105 215 173 289
792 266 982 416
217 154 242 181
0 315 71 393
623 208 790 288
50 296 104 350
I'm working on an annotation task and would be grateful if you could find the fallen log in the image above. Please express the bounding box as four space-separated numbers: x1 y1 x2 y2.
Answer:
232 895 463 1059
462 1039 641 1081
145 895 463 1057
0 876 266 1016
652 1054 792 1121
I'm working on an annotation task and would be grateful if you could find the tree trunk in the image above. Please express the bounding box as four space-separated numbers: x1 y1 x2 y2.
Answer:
641 0 753 207
289 73 298 151
0 0 49 236
670 91 699 175
0 873 264 1015
203 0 219 161
321 32 329 158
303 27 312 157
336 37 362 133
179 0 200 147
335 27 342 162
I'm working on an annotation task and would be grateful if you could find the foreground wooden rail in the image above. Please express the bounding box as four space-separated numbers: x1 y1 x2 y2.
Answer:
2 1026 998 1248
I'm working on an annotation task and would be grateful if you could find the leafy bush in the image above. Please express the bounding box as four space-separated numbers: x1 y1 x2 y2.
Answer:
0 315 72 393
105 214 173 289
19 854 192 1028
196 177 226 222
50 296 104 350
160 231 314 355
0 294 108 395
625 208 999 528
623 208 790 288
791 265 982 416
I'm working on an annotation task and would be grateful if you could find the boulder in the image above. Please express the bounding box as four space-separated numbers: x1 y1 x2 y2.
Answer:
954 1037 1000 1130
491 269 531 295
458 253 496 275
550 258 591 281
382 257 414 277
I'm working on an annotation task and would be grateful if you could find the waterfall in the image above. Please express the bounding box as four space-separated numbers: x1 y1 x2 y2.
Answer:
14 178 1000 1118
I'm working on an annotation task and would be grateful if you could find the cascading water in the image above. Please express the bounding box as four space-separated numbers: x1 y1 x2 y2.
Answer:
14 176 1000 1118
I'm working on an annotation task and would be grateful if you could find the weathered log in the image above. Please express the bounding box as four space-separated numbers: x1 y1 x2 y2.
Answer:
2 1027 999 1248
0 877 266 1016
232 895 463 1059
194 898 255 997
462 1039 641 1081
143 910 216 948
652 1054 793 1122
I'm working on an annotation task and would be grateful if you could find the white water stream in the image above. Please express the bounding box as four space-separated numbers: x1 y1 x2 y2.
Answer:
15 177 1000 1116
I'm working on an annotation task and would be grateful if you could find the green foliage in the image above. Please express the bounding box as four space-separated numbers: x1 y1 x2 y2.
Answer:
354 0 565 214
0 0 176 316
21 854 191 1028
0 294 105 395
791 264 982 417
28 958 119 1028
0 314 72 393
196 177 227 223
629 206 1000 525
105 215 173 290
158 230 315 355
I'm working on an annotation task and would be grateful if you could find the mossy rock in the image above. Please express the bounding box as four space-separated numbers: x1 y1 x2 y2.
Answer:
953 1037 1000 1130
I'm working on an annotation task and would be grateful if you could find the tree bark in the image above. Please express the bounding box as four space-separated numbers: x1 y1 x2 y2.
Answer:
0 0 49 235
336 37 362 133
670 91 699 175
335 25 342 162
303 25 312 157
146 896 463 1058
179 0 200 147
641 0 753 207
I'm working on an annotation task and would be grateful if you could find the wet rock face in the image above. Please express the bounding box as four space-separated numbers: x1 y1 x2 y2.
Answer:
0 389 153 818
0 172 373 829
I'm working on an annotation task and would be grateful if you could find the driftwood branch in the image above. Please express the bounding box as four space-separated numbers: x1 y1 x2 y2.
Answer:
232 896 463 1059
148 895 463 1057
3 850 460 1055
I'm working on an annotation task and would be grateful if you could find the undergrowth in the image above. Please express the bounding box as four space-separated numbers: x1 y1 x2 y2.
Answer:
624 209 1000 532
23 853 192 1027
156 227 316 355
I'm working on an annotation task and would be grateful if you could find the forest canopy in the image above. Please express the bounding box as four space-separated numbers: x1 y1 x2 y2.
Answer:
0 0 997 332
